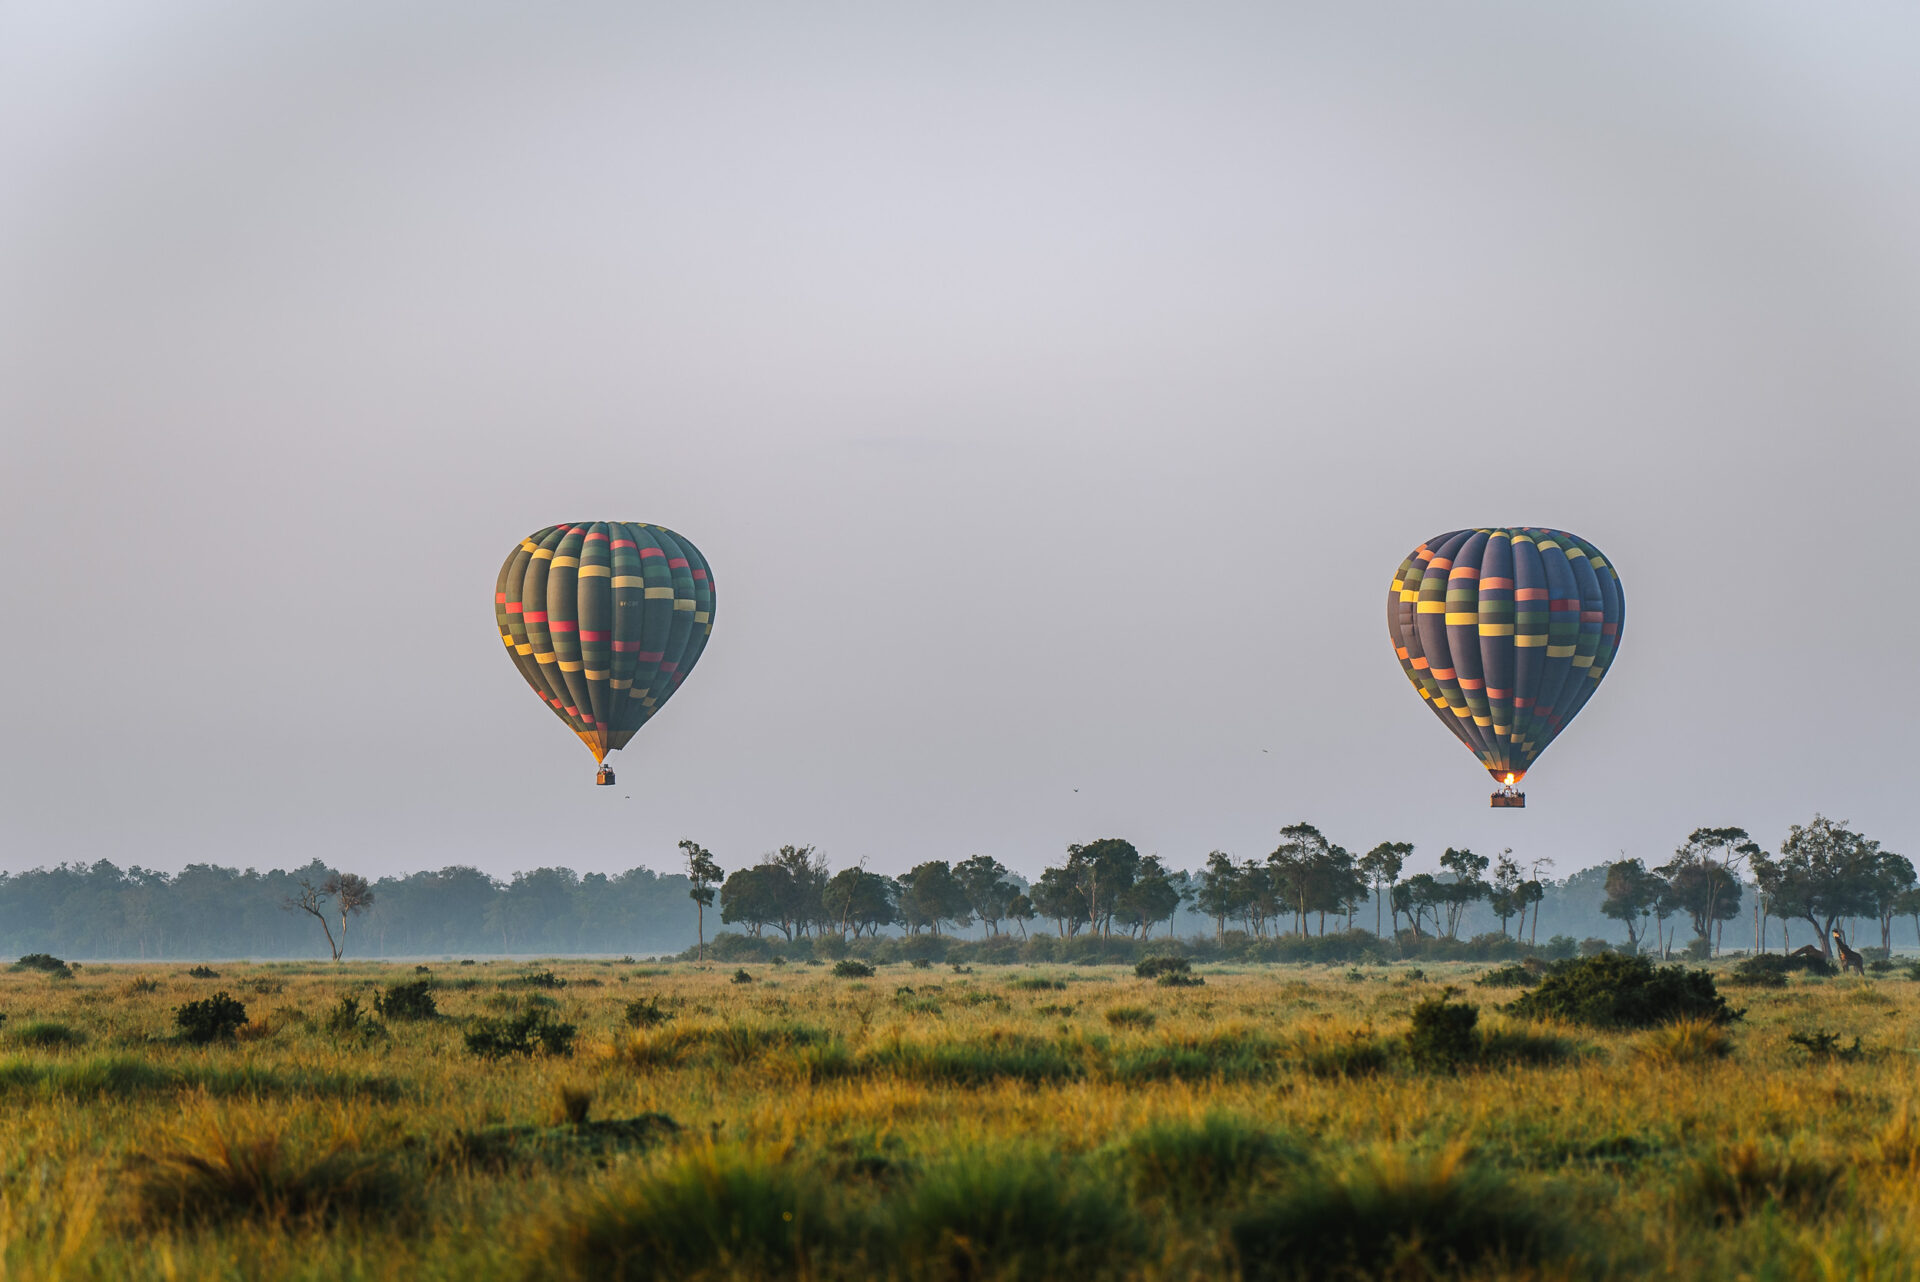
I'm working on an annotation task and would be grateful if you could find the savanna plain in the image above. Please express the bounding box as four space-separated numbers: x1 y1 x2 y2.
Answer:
1 954 1915 1281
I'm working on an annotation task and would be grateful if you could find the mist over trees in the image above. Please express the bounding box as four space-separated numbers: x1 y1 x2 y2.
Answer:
0 814 1909 960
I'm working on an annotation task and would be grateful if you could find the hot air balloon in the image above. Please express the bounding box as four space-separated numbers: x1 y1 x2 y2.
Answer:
494 523 715 785
1387 528 1623 807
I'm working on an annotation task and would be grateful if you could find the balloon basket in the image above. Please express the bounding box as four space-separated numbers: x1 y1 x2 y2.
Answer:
595 766 616 786
1490 787 1525 809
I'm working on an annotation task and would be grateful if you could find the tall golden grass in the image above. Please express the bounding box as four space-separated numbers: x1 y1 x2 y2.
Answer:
0 956 1913 1278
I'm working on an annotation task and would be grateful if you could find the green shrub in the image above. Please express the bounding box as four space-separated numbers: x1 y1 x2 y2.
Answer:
1787 1029 1864 1062
1105 1006 1155 1029
373 981 437 1021
1507 953 1737 1028
186 965 221 980
1010 976 1066 991
1474 964 1537 988
175 993 249 1044
1135 956 1191 980
512 969 566 990
731 969 754 985
1542 934 1579 960
533 1147 834 1280
464 1009 576 1059
13 1021 85 1049
1231 1149 1569 1279
832 960 876 979
1126 1114 1301 1208
1405 996 1478 1072
892 1151 1142 1277
323 996 385 1040
1730 953 1832 987
13 954 71 978
623 995 672 1029
1157 972 1206 988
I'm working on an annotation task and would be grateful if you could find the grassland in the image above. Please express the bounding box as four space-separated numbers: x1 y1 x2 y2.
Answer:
0 954 1917 1280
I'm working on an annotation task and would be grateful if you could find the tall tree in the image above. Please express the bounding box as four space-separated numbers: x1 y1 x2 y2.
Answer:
1601 859 1664 952
1489 851 1522 937
1867 850 1917 954
1357 842 1412 939
282 871 374 962
1665 827 1761 956
1194 851 1242 942
954 855 1017 936
1063 838 1142 939
678 839 722 961
1436 848 1490 940
1751 815 1884 958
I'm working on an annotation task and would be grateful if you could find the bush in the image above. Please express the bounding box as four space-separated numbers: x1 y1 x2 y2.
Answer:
324 996 385 1041
1474 964 1537 988
730 969 754 985
13 1021 85 1049
1787 1029 1865 1062
1542 935 1579 961
892 1151 1142 1277
1406 996 1479 1072
175 993 249 1044
373 981 437 1021
532 1147 834 1280
623 995 672 1029
1507 953 1738 1028
1010 976 1066 991
1126 1115 1301 1208
1730 953 1832 987
1231 1149 1569 1279
1135 956 1191 980
1578 938 1615 958
1158 972 1205 988
513 969 566 990
14 954 72 978
1105 1006 1155 1029
832 960 875 979
126 977 163 995
187 965 221 979
465 1009 577 1059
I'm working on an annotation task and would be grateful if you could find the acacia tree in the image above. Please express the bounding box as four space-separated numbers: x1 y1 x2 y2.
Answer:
1867 850 1916 954
1752 815 1883 958
1357 842 1412 940
1664 827 1761 956
954 855 1017 936
283 871 374 962
822 865 896 938
679 839 722 961
1489 851 1522 937
1194 851 1241 942
1601 859 1663 952
1436 847 1490 940
1064 838 1142 939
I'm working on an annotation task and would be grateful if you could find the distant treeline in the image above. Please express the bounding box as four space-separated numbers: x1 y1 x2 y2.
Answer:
1 814 1909 960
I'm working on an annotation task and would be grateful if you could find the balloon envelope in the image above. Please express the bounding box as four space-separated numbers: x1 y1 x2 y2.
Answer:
1387 528 1623 783
494 522 715 764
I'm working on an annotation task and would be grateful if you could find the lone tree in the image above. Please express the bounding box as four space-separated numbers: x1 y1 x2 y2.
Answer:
679 839 723 961
284 872 374 961
1753 815 1883 958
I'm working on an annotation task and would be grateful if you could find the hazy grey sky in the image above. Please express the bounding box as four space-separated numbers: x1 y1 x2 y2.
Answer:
4 2 1916 886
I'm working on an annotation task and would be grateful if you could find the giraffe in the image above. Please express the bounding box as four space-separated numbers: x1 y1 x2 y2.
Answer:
1831 929 1866 976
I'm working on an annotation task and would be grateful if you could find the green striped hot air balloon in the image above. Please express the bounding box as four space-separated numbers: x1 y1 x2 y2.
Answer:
1387 528 1623 807
494 522 715 784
